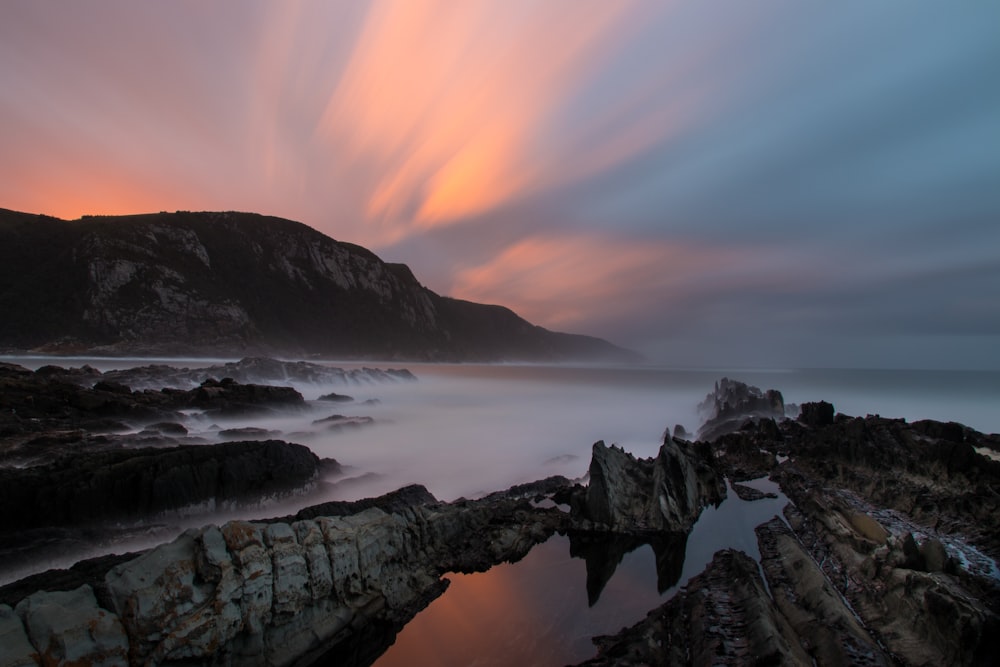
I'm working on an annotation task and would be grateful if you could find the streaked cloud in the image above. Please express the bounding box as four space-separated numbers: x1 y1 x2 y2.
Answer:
0 1 997 366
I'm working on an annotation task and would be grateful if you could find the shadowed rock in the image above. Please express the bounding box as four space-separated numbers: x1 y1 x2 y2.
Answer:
697 377 785 441
0 440 321 532
574 437 725 533
0 484 567 666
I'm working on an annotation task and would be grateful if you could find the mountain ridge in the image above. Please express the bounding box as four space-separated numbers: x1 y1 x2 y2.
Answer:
0 208 638 362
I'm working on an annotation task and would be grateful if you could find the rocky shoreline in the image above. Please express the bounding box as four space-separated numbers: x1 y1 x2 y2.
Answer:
0 370 998 665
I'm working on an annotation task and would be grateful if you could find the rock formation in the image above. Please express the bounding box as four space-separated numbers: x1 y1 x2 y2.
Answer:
697 376 785 441
0 440 322 532
574 438 725 533
2 378 999 666
95 357 417 391
0 208 637 362
0 485 566 667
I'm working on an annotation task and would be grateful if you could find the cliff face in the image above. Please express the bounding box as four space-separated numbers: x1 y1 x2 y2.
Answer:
0 209 636 361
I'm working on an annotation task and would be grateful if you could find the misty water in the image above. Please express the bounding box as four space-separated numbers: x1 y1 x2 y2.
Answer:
3 358 1000 662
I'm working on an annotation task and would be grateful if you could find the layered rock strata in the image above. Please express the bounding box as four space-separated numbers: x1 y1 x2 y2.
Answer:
0 486 565 667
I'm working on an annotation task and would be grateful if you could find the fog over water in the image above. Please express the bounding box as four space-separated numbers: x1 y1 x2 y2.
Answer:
3 358 998 592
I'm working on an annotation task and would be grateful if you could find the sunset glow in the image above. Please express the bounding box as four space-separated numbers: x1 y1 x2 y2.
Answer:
1 0 997 366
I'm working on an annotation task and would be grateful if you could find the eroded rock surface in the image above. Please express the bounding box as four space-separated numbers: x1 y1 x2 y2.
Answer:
0 484 566 667
574 437 725 533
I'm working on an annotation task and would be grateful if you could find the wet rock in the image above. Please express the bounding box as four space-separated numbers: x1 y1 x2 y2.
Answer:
15 584 128 666
575 438 725 533
218 426 280 440
0 440 320 532
579 549 812 666
147 421 188 435
2 481 567 666
311 414 375 431
731 482 778 501
190 377 304 416
756 517 889 665
318 391 354 402
697 377 785 441
97 358 418 391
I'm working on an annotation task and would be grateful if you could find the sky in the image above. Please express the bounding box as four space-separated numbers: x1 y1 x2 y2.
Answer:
1 1 998 369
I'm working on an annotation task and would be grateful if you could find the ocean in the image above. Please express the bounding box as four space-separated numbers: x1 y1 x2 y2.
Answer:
3 357 998 663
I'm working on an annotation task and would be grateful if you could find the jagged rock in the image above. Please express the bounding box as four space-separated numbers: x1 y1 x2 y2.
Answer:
756 517 889 665
0 479 571 666
579 550 813 666
575 438 725 533
697 377 785 441
777 491 1000 666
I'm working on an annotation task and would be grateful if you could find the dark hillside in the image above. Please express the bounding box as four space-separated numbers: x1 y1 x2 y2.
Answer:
0 209 637 362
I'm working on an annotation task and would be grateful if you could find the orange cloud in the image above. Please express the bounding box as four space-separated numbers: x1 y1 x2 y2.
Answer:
317 1 652 240
450 234 744 331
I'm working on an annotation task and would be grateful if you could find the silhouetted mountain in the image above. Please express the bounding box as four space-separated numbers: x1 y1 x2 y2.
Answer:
0 209 638 361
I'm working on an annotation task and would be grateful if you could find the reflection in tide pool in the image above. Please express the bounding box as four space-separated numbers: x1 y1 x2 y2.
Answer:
375 479 789 667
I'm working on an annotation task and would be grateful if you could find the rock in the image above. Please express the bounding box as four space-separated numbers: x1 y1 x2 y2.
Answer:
697 377 785 441
755 517 889 665
15 585 128 667
575 438 725 533
731 482 778 501
218 426 280 440
147 421 188 435
92 358 420 391
798 400 835 426
318 392 354 403
579 550 813 666
0 603 38 666
311 414 375 431
0 440 320 532
189 377 304 416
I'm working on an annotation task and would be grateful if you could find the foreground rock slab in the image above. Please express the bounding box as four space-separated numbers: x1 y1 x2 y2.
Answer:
0 484 567 667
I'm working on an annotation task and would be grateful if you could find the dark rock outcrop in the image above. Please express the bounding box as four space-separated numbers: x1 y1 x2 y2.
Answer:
0 362 304 427
697 377 785 441
0 484 567 667
0 440 321 532
575 437 726 533
0 208 637 362
579 549 815 666
95 357 417 391
798 400 834 426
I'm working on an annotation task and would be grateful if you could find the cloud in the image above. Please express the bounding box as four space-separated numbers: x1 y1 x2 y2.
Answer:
315 0 676 243
448 233 818 336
